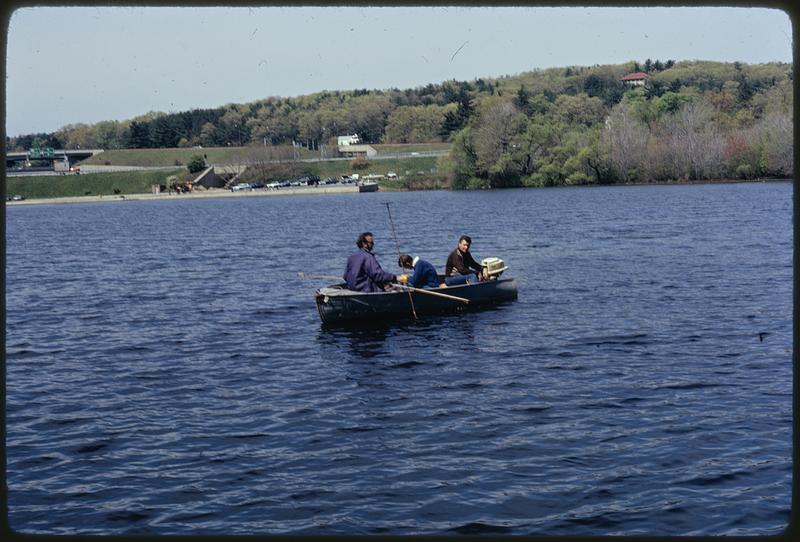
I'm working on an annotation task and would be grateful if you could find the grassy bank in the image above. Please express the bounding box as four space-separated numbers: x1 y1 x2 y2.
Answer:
308 156 440 179
80 146 320 167
6 169 183 199
81 144 450 167
371 143 451 153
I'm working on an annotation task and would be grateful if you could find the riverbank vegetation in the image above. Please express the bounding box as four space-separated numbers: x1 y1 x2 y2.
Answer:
9 60 792 188
444 62 792 188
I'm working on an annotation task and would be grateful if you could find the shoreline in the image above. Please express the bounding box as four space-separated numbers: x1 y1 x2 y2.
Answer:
5 178 791 206
5 184 368 206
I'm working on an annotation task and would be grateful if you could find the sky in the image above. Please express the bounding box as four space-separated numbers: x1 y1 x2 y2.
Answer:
4 4 794 137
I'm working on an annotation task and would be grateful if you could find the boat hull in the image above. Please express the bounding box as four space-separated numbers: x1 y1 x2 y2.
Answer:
315 277 518 324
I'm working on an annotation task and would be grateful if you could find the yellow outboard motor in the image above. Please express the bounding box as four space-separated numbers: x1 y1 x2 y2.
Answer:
481 257 509 279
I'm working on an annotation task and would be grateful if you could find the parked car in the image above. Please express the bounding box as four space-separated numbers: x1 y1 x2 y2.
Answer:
322 177 337 185
230 183 252 191
250 182 265 189
8 194 25 201
266 181 281 189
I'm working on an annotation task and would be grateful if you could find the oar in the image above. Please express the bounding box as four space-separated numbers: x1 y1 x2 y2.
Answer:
393 283 469 304
299 272 468 303
297 272 341 280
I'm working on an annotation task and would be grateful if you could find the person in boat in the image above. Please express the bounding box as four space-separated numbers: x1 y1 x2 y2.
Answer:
444 235 487 286
397 254 443 289
343 232 397 292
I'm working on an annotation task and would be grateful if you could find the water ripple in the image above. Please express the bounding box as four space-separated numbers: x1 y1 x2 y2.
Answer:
5 183 792 535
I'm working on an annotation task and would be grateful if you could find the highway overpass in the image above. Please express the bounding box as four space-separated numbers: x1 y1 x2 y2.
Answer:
6 148 104 169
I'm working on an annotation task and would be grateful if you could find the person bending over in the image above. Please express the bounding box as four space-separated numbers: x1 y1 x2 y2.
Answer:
397 254 441 289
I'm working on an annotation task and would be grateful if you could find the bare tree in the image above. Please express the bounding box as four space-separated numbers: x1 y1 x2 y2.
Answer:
472 98 525 176
663 101 714 180
603 101 648 181
755 111 793 176
236 144 304 184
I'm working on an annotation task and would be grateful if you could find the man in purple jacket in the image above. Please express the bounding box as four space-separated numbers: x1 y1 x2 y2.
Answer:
343 232 397 292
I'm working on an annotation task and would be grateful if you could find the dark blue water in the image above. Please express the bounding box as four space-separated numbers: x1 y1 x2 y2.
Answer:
5 182 792 535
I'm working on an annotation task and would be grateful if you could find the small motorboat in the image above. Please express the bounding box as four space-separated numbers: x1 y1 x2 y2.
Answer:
315 257 517 324
315 276 517 324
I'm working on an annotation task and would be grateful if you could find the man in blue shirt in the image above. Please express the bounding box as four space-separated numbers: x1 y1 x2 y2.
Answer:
343 232 396 292
397 254 442 289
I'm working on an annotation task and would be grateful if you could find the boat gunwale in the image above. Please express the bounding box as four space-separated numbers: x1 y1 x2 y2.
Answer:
316 276 517 298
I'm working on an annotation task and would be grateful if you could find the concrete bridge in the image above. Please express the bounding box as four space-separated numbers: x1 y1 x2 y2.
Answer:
6 148 104 169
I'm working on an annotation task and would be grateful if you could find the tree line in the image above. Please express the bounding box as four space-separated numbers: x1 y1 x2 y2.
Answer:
444 61 792 187
7 59 792 186
8 77 487 152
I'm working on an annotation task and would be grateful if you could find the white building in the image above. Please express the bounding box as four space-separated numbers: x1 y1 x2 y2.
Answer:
337 134 361 146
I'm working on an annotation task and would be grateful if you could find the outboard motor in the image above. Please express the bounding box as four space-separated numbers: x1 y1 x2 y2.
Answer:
481 257 509 279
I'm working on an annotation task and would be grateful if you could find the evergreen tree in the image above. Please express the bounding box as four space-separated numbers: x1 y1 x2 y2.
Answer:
150 116 180 148
583 74 603 98
439 95 474 139
645 79 666 99
126 121 151 148
514 85 532 115
456 95 474 122
737 74 756 102
187 155 206 173
439 110 462 139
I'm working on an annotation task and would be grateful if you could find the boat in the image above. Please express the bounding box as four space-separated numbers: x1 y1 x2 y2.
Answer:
358 181 379 192
315 275 517 324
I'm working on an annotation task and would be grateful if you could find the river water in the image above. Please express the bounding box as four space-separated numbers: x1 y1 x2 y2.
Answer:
5 182 793 535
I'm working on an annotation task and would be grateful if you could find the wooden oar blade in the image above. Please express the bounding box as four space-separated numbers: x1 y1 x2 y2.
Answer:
394 283 469 304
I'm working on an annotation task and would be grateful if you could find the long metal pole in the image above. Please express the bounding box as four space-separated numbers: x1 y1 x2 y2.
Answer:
384 202 417 320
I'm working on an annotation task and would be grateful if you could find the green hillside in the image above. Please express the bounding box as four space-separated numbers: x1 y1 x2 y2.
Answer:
9 59 793 187
6 169 183 199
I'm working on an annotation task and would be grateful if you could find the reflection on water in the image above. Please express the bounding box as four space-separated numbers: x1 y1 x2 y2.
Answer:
317 323 394 359
316 311 481 362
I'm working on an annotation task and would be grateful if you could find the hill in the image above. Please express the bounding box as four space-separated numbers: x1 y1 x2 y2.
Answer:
9 59 793 187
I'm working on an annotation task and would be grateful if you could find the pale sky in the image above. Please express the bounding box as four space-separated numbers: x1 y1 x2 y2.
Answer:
4 4 794 137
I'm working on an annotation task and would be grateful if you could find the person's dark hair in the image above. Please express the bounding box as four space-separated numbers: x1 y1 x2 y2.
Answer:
398 254 413 268
357 232 373 248
459 235 472 245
